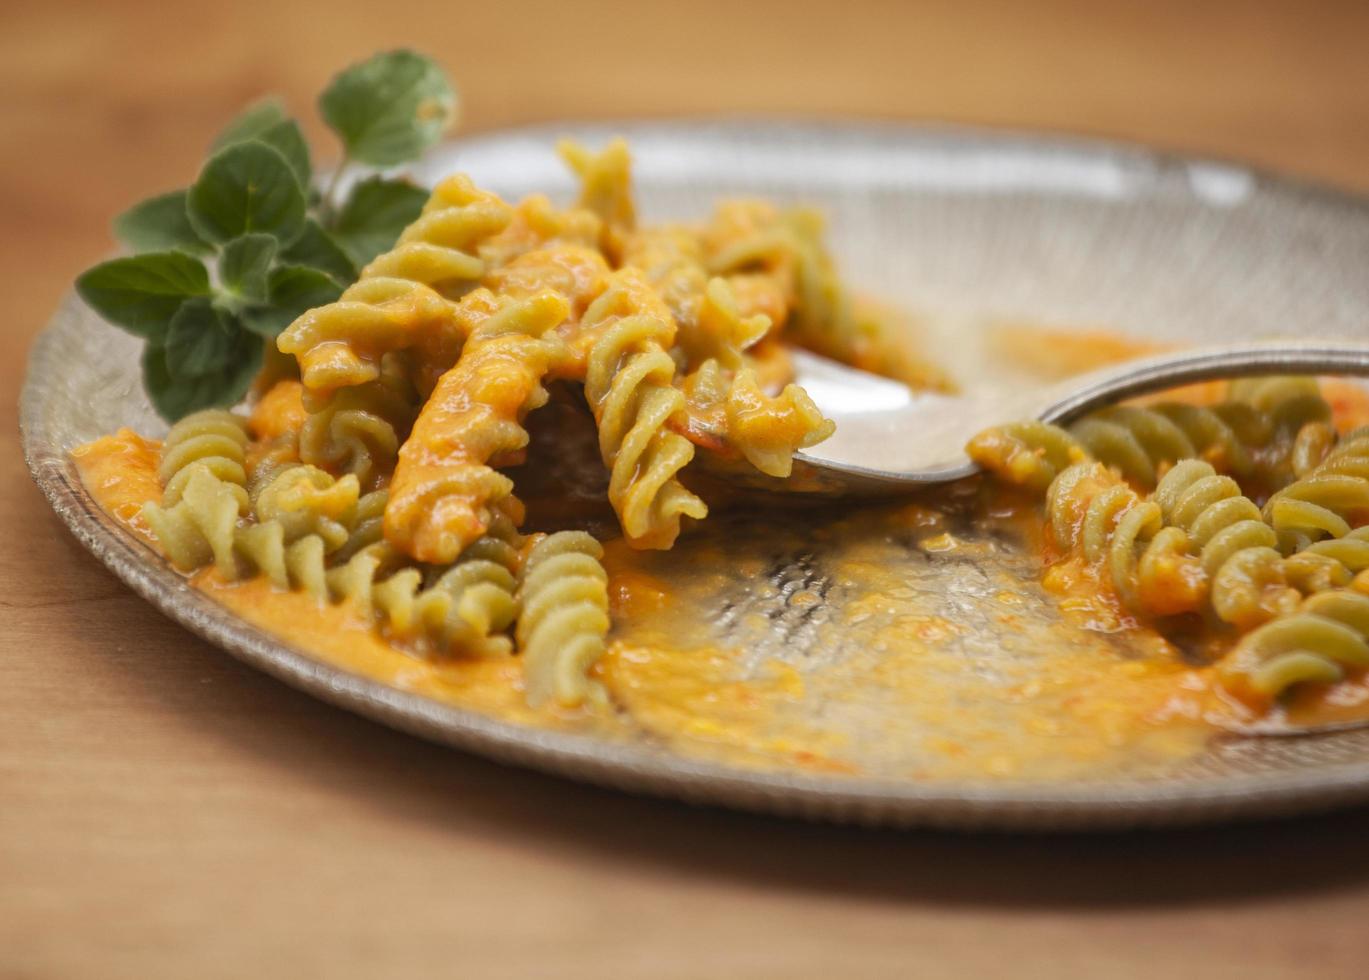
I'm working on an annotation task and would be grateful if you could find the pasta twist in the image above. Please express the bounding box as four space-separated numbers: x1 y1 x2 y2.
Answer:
1228 376 1332 435
716 366 835 478
1266 427 1369 541
970 381 1335 493
516 531 611 708
278 277 466 398
143 460 247 574
1068 404 1257 488
1044 459 1291 624
1218 588 1369 701
1045 462 1191 615
967 420 1089 494
621 226 770 370
705 203 853 352
144 461 362 591
581 270 708 548
297 352 418 490
618 224 829 475
1155 460 1296 629
361 174 513 297
251 464 360 555
477 193 603 271
558 138 635 260
383 289 570 564
371 513 524 658
144 459 523 658
159 409 250 512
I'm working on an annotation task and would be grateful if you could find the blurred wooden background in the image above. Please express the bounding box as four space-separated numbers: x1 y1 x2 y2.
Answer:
4 1 1369 977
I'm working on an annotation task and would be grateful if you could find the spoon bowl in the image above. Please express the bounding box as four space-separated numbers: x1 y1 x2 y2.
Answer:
783 340 1369 738
787 340 1369 493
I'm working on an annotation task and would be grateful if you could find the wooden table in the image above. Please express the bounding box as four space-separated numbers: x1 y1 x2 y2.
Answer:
5 2 1369 976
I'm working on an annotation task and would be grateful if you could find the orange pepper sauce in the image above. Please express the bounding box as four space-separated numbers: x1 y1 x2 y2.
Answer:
68 342 1369 781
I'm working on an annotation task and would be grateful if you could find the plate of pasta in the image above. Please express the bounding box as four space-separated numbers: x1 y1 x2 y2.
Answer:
23 100 1369 828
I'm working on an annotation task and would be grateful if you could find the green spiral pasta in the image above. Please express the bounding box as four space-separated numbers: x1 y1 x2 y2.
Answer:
582 271 707 549
279 276 467 398
382 289 569 564
721 366 835 478
1045 462 1179 613
1266 427 1369 540
250 464 360 555
967 420 1089 493
707 206 852 349
971 381 1335 493
144 460 523 657
1154 460 1295 628
371 513 523 658
159 409 250 512
142 410 250 571
516 531 611 708
143 462 246 574
1043 458 1293 625
361 174 513 296
333 489 388 563
1069 404 1258 487
1228 376 1332 434
621 226 769 371
1218 588 1369 700
558 138 636 260
298 352 418 490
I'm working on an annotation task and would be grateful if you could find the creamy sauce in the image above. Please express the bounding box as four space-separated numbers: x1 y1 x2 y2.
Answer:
70 427 1216 781
72 372 1369 782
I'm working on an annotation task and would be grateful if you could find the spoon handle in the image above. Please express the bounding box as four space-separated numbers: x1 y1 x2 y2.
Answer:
1037 340 1369 424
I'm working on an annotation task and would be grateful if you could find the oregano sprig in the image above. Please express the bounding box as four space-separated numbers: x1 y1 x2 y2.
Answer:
75 49 457 421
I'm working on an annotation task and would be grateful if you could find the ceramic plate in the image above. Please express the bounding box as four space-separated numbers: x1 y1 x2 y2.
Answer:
22 119 1369 830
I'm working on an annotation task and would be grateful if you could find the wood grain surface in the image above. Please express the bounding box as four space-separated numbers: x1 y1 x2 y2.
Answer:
5 2 1369 976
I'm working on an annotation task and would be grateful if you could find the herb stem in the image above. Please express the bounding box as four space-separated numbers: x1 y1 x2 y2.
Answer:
320 155 351 228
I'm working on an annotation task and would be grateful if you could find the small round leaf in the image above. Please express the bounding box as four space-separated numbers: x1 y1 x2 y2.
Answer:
187 141 308 246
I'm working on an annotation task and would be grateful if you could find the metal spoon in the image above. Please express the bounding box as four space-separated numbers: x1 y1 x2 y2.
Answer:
782 340 1369 494
784 340 1369 739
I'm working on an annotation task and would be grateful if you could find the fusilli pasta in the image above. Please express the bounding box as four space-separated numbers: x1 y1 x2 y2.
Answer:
383 289 570 564
371 512 524 658
516 530 611 708
1218 588 1369 701
297 352 418 490
558 138 635 260
361 174 513 298
581 269 708 548
1266 427 1369 541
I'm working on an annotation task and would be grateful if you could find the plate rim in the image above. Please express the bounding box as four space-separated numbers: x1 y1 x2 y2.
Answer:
23 116 1369 831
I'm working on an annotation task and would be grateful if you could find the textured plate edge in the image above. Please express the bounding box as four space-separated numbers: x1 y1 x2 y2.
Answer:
19 118 1369 832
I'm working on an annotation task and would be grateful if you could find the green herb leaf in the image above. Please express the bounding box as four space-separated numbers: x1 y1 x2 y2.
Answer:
319 50 456 166
75 252 211 341
279 218 357 282
257 120 312 190
218 233 278 303
187 140 308 246
165 298 238 376
113 190 211 255
241 265 344 337
212 98 312 189
332 176 427 266
211 97 290 151
142 333 264 422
